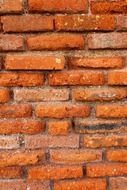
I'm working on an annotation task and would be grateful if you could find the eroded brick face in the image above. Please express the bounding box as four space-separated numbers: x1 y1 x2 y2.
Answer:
0 0 127 190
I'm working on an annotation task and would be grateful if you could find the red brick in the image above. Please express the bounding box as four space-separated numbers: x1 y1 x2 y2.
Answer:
68 56 125 69
91 1 127 14
87 163 127 177
0 119 44 134
0 167 22 179
0 88 10 103
14 88 69 102
54 179 106 190
0 150 45 167
50 149 102 164
96 105 127 118
25 135 79 149
110 177 127 190
2 15 53 32
108 71 127 85
117 15 127 31
0 0 22 13
83 135 127 148
106 149 127 162
28 0 88 13
72 88 127 102
55 15 115 31
28 165 83 180
0 180 26 190
88 33 127 49
5 55 65 70
0 72 44 87
75 119 127 134
35 103 90 118
27 34 85 50
48 121 70 135
0 104 32 118
0 35 24 51
48 71 104 86
0 136 20 149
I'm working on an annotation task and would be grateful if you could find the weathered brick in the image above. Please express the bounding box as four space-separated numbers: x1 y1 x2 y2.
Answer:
88 33 127 49
117 15 127 31
0 35 24 51
87 163 127 177
108 71 127 85
0 119 45 134
35 103 90 118
28 0 88 13
68 56 125 69
96 105 127 118
0 72 44 87
48 71 104 86
27 34 85 50
5 55 65 70
14 89 69 102
106 149 127 162
0 180 26 190
0 88 10 103
0 167 22 179
83 135 127 148
0 104 32 118
50 149 102 164
25 135 79 149
0 136 20 149
0 0 22 13
0 150 45 167
28 165 83 180
48 121 70 135
91 1 127 14
54 179 106 190
55 15 115 31
110 177 127 190
2 15 53 32
27 182 50 190
72 88 127 102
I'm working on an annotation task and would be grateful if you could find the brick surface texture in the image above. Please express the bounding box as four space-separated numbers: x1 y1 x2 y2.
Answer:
0 0 127 190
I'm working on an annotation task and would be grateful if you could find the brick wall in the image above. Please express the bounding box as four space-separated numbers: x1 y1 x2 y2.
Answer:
0 0 127 189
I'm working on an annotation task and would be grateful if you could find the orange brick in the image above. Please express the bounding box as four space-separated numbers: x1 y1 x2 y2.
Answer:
0 167 22 179
68 56 125 69
0 150 45 167
5 55 65 70
48 121 70 135
28 165 83 180
35 103 90 118
54 179 106 190
108 71 127 85
48 71 104 86
110 177 127 190
28 0 88 13
72 88 127 101
25 135 79 149
83 135 127 148
0 72 44 87
91 1 127 14
96 105 127 118
0 88 10 103
106 149 127 162
0 120 45 135
0 35 24 51
55 15 115 31
87 163 127 177
0 0 22 13
88 33 127 49
27 34 85 50
2 15 53 32
50 149 102 164
0 136 20 149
